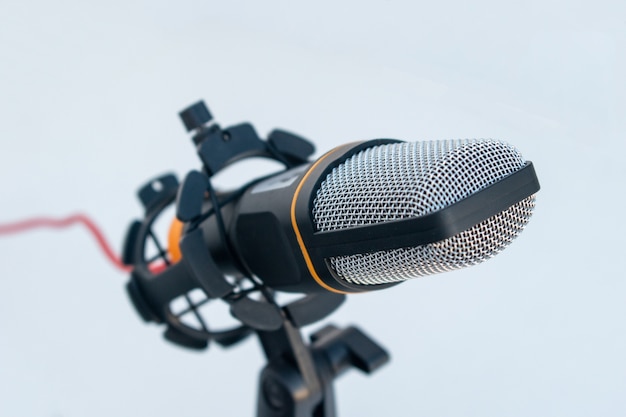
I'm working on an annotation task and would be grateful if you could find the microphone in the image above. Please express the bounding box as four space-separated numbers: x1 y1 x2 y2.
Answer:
123 101 539 348
186 138 539 295
122 101 540 413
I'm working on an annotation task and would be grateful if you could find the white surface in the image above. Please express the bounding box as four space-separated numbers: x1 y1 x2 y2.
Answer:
1 1 624 416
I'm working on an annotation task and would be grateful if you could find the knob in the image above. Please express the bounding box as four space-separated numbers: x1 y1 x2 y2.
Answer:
179 100 213 132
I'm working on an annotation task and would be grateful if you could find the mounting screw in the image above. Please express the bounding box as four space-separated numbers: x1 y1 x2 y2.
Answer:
179 100 213 132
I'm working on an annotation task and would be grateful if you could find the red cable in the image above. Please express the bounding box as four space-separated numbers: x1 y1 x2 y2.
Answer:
0 214 132 273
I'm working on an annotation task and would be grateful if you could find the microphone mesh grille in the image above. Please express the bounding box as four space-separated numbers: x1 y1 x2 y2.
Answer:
312 140 536 285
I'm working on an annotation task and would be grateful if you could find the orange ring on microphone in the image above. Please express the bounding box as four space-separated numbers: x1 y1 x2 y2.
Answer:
290 150 349 295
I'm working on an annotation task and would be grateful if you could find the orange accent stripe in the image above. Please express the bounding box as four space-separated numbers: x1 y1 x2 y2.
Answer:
290 151 349 294
167 217 184 263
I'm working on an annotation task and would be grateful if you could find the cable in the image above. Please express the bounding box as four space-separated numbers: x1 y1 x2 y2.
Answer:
0 214 132 273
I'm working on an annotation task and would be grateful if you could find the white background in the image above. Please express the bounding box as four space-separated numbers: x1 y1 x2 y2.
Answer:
1 1 625 416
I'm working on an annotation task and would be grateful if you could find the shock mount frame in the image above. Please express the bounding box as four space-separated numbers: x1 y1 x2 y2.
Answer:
123 101 389 417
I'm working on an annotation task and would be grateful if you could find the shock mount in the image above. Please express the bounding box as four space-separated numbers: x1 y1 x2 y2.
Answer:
123 101 389 417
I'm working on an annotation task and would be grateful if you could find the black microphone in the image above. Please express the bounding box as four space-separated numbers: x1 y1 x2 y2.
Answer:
123 103 540 414
188 138 539 295
123 101 539 348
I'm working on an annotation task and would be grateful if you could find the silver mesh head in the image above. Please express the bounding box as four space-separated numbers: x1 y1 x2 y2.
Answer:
312 140 536 285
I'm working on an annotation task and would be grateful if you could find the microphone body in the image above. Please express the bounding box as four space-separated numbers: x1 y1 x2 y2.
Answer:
124 100 539 350
193 138 539 294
